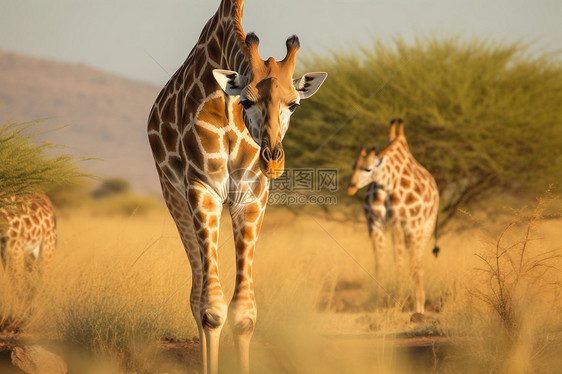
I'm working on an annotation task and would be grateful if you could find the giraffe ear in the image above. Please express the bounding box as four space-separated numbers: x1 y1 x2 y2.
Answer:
293 72 327 99
212 69 249 96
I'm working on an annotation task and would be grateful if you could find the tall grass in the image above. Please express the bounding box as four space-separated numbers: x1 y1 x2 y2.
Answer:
2 195 561 373
440 188 562 373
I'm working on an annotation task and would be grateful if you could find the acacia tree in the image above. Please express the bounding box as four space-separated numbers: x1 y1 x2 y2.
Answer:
286 36 562 223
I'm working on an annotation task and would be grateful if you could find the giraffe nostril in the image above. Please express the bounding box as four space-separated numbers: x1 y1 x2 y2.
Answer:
272 146 283 162
261 147 273 162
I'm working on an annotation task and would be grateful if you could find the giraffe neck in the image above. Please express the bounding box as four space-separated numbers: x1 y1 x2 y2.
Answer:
375 135 412 190
198 0 251 75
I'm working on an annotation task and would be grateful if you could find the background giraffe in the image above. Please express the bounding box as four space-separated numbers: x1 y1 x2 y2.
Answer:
147 1 326 373
0 193 56 277
347 119 439 314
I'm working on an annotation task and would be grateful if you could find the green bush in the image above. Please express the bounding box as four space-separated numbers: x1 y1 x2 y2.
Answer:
0 120 86 210
287 35 562 222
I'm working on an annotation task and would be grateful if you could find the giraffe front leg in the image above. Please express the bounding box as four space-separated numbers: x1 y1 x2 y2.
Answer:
228 204 263 374
369 224 385 277
391 227 405 273
5 239 25 284
160 176 209 373
188 187 227 374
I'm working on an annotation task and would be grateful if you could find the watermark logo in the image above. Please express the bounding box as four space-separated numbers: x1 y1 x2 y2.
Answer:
228 168 261 205
269 168 339 206
228 168 339 206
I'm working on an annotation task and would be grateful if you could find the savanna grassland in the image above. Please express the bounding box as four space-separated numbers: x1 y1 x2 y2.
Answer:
1 192 561 374
2 34 562 374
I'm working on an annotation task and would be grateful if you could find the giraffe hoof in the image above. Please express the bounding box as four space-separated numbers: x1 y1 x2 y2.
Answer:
202 311 223 329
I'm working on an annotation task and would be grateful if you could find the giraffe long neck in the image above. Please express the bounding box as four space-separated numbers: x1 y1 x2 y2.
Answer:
222 0 250 73
198 0 251 75
375 136 412 190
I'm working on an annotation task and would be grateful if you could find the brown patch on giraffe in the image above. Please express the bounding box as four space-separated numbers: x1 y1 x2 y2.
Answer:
395 149 405 162
400 177 411 189
201 194 218 212
193 49 208 74
161 95 177 124
148 134 166 163
161 122 179 147
207 157 228 174
168 155 184 176
402 167 411 178
390 192 401 205
409 205 421 217
194 124 224 154
235 140 259 168
208 215 218 228
184 129 206 168
207 36 222 68
405 193 416 205
197 98 226 128
236 258 246 270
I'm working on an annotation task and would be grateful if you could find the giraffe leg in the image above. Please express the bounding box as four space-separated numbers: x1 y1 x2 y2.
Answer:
159 177 208 373
406 232 425 314
370 224 385 277
228 204 263 374
39 227 56 275
391 227 405 273
5 239 25 289
187 187 227 374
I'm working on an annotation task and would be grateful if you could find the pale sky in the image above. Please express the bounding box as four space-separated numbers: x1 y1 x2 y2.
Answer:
1 0 561 86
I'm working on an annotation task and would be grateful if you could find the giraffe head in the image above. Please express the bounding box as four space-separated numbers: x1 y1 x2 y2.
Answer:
347 146 386 196
213 33 327 179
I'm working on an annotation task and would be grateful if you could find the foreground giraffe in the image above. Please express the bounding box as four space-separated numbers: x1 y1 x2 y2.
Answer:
0 194 56 277
147 1 327 372
347 119 439 314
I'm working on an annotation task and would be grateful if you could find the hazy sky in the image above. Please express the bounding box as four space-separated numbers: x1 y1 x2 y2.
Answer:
1 0 561 86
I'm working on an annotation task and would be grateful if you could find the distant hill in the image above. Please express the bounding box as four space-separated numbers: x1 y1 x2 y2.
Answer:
0 49 163 193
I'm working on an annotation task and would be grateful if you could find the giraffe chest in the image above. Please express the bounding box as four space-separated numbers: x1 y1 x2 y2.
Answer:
180 118 266 204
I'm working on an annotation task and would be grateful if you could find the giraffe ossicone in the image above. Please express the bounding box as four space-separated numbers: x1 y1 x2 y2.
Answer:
348 119 440 314
147 1 326 373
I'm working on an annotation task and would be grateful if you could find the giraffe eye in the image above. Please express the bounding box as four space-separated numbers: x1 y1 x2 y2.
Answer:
240 100 254 110
361 167 372 172
288 103 300 113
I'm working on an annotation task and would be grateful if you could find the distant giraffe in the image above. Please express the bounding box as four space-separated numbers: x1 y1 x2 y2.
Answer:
348 119 439 314
147 1 327 373
0 193 56 277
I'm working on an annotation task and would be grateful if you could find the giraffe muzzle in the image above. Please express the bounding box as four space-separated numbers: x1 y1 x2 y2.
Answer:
260 143 285 179
347 184 358 196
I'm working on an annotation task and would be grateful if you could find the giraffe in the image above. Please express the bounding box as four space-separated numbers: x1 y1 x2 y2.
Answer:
147 1 327 373
347 119 439 314
0 193 57 278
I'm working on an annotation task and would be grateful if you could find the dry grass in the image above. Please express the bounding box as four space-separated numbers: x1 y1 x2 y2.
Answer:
0 194 561 373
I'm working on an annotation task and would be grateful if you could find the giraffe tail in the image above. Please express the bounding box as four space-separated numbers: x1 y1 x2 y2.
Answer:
432 216 440 258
